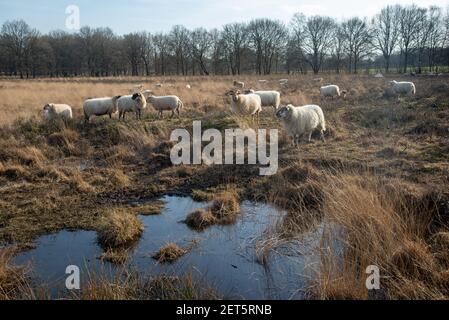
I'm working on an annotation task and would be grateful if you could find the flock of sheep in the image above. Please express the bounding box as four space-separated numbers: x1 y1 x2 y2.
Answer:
42 79 416 146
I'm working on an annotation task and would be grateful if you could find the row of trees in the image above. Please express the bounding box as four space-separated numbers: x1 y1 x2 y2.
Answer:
1 4 449 78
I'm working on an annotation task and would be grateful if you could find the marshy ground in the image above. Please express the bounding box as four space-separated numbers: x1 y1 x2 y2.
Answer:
0 74 448 299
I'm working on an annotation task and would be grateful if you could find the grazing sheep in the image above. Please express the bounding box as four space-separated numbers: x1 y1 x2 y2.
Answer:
42 103 73 121
147 95 183 118
243 89 281 110
83 96 120 123
320 85 345 100
313 78 323 83
233 80 245 89
276 104 326 145
388 80 416 96
117 93 147 120
227 90 262 121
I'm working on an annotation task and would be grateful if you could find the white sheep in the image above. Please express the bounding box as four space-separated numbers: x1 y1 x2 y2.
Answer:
227 90 262 121
313 78 323 83
233 80 245 89
388 80 416 96
243 89 281 110
276 104 326 145
320 85 346 100
83 96 120 123
146 95 184 118
42 103 73 121
117 93 147 120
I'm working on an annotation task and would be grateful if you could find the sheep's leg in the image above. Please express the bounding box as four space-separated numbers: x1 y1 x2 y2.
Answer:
320 130 326 142
307 131 312 143
171 110 175 118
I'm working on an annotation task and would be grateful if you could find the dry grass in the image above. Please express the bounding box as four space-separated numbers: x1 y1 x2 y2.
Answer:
185 208 217 230
74 270 219 300
0 248 34 299
152 243 188 263
99 248 130 265
210 190 241 224
0 74 448 299
97 210 144 249
308 172 449 299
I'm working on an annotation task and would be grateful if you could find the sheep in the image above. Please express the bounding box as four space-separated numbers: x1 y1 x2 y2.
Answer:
388 80 416 97
117 93 147 120
313 78 323 83
146 94 184 118
374 73 384 78
83 96 120 123
276 104 326 146
42 103 73 121
320 85 346 100
243 89 281 110
227 90 262 122
233 80 245 89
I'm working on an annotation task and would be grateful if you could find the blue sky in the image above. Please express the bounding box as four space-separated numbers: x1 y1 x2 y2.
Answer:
0 0 448 34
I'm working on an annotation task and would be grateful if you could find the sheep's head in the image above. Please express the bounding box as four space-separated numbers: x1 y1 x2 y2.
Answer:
276 105 293 119
132 93 146 105
388 80 397 86
225 90 241 102
43 103 55 113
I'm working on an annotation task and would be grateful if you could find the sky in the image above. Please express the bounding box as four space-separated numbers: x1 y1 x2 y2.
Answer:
0 0 448 34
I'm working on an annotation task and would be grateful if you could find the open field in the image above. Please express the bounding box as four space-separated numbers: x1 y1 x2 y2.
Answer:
0 74 449 299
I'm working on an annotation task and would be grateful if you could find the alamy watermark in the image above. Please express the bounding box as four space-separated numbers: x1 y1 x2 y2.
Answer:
170 121 278 176
65 265 80 290
65 5 80 30
366 265 380 290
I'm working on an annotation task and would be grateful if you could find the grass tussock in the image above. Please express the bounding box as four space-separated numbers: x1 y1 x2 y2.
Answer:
309 172 449 299
97 210 144 249
210 190 241 224
0 248 33 300
99 248 130 265
185 208 217 230
152 243 188 263
75 271 219 300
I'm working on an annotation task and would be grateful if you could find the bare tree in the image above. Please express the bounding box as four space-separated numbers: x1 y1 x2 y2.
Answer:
169 25 189 75
426 6 444 72
331 24 346 73
153 33 169 75
292 14 335 74
1 20 38 78
341 17 372 73
248 19 287 75
372 5 401 72
398 5 421 73
189 28 212 75
222 23 247 75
